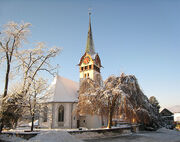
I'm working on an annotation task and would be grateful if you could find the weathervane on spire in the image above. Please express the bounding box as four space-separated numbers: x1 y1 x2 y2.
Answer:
88 8 92 16
88 8 92 28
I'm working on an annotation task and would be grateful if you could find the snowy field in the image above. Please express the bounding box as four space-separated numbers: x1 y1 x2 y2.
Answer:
0 130 83 142
0 128 180 142
85 128 180 142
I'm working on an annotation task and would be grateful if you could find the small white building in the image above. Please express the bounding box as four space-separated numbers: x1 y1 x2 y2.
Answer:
39 75 79 129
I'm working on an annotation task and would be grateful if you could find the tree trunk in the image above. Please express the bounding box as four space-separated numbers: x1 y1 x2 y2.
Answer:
101 114 104 126
107 108 113 128
3 62 10 98
0 104 6 133
0 118 4 133
31 115 34 132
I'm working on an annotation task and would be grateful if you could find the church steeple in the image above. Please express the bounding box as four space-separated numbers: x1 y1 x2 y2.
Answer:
85 12 95 55
79 11 102 85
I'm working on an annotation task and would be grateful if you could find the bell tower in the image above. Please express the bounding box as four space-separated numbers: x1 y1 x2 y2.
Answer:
78 12 102 84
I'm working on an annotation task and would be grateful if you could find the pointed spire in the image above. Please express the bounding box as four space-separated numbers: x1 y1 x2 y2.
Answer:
85 11 95 55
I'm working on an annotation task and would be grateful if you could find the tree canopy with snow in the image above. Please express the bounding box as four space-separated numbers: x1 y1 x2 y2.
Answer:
77 73 161 129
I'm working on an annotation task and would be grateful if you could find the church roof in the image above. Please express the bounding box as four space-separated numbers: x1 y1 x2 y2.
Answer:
45 75 79 103
85 12 95 55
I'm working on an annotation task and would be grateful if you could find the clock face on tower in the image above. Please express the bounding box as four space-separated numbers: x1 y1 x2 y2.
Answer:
83 56 90 64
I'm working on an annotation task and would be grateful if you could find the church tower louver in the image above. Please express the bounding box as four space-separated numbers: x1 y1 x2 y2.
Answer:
78 12 102 84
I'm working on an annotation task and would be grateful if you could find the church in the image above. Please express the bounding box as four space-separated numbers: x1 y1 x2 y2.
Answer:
39 13 104 129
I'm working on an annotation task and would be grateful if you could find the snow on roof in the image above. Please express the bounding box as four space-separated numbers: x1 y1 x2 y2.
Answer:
45 75 79 103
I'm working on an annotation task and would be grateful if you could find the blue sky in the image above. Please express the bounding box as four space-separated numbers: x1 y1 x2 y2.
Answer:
0 0 180 108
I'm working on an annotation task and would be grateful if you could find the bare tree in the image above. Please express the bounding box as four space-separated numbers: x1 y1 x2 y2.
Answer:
0 21 31 98
26 78 47 131
17 42 60 94
0 21 61 131
0 22 31 132
16 43 60 131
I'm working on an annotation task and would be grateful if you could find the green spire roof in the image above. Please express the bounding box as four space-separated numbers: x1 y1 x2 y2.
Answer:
85 12 95 55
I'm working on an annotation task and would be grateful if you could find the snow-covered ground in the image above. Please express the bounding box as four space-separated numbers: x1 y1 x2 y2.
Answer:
0 134 25 142
0 130 83 142
28 131 83 142
0 128 180 142
85 128 180 142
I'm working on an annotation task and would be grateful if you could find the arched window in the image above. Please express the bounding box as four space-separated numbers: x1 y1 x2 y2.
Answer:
43 106 48 122
58 105 64 122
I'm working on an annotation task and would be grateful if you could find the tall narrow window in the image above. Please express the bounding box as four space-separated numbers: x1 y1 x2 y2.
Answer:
43 106 48 122
58 105 64 122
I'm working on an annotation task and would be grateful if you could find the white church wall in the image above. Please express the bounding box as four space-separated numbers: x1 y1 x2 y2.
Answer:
71 103 78 128
85 115 102 129
39 102 78 129
51 103 55 128
64 103 71 128
39 95 106 129
51 102 76 129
